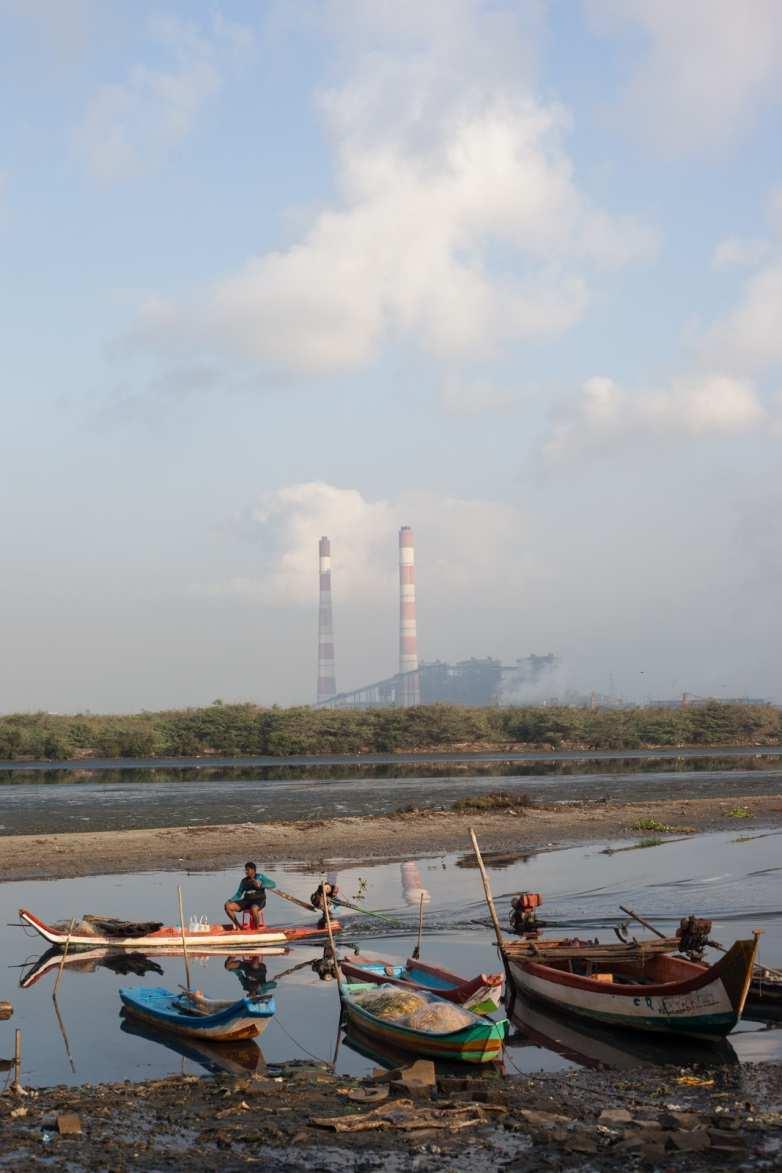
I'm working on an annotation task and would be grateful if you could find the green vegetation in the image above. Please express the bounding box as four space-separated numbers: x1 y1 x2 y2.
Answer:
728 805 752 819
602 837 665 854
631 818 696 834
0 700 779 762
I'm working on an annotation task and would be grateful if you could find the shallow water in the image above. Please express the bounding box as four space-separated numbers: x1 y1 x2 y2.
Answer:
1 757 780 835
1 829 780 1087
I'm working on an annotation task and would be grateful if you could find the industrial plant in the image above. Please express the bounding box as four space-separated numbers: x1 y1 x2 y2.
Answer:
315 526 557 709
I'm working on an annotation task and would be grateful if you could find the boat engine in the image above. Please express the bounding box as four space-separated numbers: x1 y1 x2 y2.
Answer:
509 892 543 935
677 915 712 960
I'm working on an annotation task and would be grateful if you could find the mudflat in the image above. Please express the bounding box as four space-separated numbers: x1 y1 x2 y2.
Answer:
1 792 780 882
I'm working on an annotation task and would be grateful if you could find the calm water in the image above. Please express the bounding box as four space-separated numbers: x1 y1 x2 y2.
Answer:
1 829 780 1087
1 758 780 835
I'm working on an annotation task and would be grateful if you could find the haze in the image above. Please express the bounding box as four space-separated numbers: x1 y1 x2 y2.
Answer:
1 0 781 713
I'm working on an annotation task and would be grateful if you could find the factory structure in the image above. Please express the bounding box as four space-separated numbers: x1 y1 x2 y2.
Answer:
315 526 556 709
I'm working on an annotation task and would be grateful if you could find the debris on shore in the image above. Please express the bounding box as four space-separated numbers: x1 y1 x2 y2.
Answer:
2 1059 781 1170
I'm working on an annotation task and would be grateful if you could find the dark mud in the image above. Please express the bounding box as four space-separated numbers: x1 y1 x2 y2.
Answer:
2 1058 781 1170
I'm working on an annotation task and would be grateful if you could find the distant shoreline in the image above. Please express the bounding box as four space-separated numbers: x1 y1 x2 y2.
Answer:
2 742 782 772
1 790 780 883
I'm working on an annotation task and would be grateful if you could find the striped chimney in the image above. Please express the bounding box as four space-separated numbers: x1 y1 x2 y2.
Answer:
316 536 337 703
398 525 420 706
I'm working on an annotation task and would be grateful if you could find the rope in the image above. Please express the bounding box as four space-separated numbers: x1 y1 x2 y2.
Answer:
270 1016 328 1065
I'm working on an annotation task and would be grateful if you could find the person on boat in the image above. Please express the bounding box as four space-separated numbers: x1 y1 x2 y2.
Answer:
225 862 277 930
310 880 339 930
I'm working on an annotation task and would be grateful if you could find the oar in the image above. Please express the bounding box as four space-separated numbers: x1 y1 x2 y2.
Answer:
332 897 399 925
269 887 316 913
412 892 425 960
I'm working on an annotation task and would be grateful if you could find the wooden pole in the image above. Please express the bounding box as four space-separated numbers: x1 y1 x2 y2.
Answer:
53 918 75 999
11 1028 24 1095
177 886 192 994
469 827 504 951
619 905 666 939
412 892 425 960
322 895 343 985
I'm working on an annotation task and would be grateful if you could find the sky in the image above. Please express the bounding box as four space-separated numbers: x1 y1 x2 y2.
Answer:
1 0 781 712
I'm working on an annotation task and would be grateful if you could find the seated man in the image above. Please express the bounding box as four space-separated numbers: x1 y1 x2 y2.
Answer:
225 861 276 930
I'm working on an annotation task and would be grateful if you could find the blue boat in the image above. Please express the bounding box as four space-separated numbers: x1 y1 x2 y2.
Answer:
119 986 275 1041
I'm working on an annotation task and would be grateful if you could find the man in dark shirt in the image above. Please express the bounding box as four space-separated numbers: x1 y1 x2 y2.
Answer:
225 862 276 930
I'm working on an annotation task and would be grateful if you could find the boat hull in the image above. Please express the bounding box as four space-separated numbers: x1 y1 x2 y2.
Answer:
20 908 339 951
340 982 506 1063
119 986 274 1042
505 939 757 1039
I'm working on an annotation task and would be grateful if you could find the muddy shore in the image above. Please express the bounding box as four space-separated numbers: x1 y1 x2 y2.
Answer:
1 792 781 883
2 1057 781 1170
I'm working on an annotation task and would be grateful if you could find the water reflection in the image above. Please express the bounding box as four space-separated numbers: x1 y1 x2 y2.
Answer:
121 1014 265 1076
4 830 782 1086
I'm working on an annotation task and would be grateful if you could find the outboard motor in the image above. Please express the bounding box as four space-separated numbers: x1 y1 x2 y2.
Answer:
509 892 543 935
677 915 712 960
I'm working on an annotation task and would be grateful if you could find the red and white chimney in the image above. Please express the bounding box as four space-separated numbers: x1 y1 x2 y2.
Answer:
316 536 336 703
398 525 420 705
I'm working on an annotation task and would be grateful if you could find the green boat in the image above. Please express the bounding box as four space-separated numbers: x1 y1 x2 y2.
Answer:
339 981 506 1064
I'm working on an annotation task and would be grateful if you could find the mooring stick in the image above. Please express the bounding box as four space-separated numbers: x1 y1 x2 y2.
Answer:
412 892 425 961
53 917 76 999
469 827 504 950
11 1028 25 1096
177 886 192 994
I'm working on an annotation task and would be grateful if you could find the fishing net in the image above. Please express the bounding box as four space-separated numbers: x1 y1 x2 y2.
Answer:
353 987 427 1020
406 1003 474 1032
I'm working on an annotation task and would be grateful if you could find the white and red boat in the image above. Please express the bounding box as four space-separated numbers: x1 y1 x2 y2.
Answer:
503 936 758 1038
19 908 341 952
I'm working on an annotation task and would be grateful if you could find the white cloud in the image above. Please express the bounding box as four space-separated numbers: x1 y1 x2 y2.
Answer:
543 373 766 460
586 0 782 153
129 0 656 377
190 481 528 609
712 237 771 270
75 11 254 181
703 264 782 372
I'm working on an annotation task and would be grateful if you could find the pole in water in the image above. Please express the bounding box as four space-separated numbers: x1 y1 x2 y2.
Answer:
177 886 193 994
11 1028 24 1096
469 827 504 951
53 917 76 999
412 892 425 960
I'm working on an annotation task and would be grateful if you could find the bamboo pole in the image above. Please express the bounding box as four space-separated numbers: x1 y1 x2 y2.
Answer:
53 918 76 999
11 1028 24 1096
619 905 666 939
412 892 425 960
177 886 192 994
322 896 343 985
469 827 504 951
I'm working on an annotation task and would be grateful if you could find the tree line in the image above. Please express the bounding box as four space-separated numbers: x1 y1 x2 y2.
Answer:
0 701 779 761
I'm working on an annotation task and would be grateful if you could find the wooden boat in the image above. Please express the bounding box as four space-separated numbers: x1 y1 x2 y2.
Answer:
339 981 506 1063
745 972 782 1021
19 944 288 989
19 908 339 951
119 986 275 1041
341 955 503 1014
509 997 739 1071
120 1014 265 1076
503 936 759 1038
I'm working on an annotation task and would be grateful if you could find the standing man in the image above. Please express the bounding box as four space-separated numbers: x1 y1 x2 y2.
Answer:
225 862 277 930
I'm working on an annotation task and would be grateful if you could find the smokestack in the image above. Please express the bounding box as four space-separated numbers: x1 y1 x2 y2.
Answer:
317 536 336 703
398 525 420 706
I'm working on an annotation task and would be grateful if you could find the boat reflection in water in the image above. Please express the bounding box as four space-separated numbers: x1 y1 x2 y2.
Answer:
19 946 288 991
120 1013 265 1077
508 998 739 1071
342 1023 504 1079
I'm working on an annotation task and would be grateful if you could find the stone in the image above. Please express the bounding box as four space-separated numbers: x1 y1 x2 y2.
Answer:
669 1130 710 1153
599 1108 633 1126
56 1113 83 1137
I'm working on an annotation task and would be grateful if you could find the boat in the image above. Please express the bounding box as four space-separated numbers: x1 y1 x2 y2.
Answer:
120 1013 265 1076
502 935 759 1038
745 972 782 1021
19 945 288 989
340 954 503 1014
19 908 340 951
509 997 739 1070
338 981 506 1063
118 986 275 1041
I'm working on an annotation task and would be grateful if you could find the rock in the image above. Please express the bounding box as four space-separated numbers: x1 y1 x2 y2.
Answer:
562 1130 598 1154
669 1129 710 1152
708 1130 747 1152
518 1108 575 1130
659 1110 701 1130
599 1108 633 1126
711 1113 741 1131
56 1113 83 1137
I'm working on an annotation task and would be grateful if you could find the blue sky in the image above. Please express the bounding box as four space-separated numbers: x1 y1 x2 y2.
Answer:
1 0 781 711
